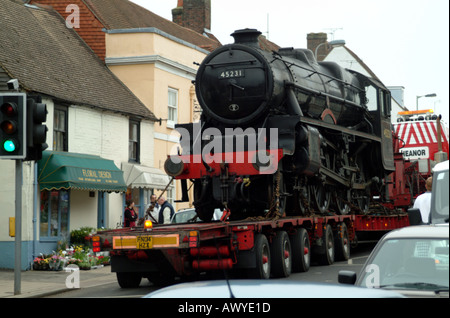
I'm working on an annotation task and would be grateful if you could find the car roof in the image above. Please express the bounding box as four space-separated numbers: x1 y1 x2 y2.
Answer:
144 280 404 298
433 160 449 173
381 225 449 240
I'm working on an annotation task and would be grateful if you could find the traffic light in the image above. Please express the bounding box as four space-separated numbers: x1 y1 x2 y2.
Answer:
0 93 27 159
25 96 48 161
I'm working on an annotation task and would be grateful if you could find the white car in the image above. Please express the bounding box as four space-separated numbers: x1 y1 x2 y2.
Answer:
339 225 449 297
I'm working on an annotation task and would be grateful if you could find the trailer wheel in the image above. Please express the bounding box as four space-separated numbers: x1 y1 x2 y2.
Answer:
317 224 335 265
270 231 292 278
116 272 141 288
290 228 310 272
335 222 350 261
253 234 271 279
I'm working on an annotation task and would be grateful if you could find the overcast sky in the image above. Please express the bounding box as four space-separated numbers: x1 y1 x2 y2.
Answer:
130 0 449 123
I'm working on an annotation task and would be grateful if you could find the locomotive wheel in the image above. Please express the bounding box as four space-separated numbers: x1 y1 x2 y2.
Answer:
253 234 271 279
270 231 292 278
334 222 350 261
334 188 351 215
296 184 310 216
290 228 310 273
311 183 331 214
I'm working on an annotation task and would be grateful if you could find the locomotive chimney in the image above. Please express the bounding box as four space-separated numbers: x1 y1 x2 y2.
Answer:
231 29 262 48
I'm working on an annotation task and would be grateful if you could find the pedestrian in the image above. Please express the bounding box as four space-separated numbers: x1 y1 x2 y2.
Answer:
124 200 138 227
145 194 160 222
158 196 175 224
413 176 433 223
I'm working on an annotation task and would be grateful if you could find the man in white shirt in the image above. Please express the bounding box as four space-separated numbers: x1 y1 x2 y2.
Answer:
146 194 160 222
413 177 433 223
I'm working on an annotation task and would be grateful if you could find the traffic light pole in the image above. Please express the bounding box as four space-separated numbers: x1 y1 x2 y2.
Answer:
14 159 22 295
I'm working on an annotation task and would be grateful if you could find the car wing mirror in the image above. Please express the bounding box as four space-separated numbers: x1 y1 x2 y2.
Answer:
338 270 357 285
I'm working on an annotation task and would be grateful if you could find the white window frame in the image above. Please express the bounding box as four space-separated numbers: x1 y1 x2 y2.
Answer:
167 88 178 129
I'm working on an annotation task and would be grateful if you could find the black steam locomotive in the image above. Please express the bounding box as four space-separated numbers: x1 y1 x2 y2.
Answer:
165 29 395 221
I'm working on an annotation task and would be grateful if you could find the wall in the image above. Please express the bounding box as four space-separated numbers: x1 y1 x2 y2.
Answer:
106 30 207 209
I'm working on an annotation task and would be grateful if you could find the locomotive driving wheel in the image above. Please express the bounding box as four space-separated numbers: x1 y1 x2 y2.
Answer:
311 151 331 214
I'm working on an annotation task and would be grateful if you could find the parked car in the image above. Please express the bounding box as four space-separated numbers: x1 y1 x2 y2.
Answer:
144 279 404 298
171 208 198 224
339 225 449 297
171 208 225 224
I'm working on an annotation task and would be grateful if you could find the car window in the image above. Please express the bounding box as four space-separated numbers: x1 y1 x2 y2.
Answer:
172 210 197 223
359 238 449 290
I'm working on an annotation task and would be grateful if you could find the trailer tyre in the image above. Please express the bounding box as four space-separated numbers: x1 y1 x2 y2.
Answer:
270 231 292 278
317 224 335 265
116 272 141 288
253 234 271 279
335 222 350 261
290 228 310 273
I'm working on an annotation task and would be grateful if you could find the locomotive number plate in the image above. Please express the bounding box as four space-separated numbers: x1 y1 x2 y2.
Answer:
219 69 245 79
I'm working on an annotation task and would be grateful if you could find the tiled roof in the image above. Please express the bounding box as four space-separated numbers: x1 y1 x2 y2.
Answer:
0 0 157 120
84 0 221 51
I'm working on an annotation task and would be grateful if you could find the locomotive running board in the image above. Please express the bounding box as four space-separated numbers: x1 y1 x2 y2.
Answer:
298 116 381 143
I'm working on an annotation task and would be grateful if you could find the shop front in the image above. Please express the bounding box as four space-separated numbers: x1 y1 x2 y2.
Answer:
36 151 127 254
121 162 173 221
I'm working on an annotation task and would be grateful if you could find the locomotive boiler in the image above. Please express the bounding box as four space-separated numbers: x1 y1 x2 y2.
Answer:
165 29 396 221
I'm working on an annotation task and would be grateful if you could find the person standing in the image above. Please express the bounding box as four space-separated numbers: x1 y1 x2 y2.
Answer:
413 177 433 223
124 200 138 227
158 196 175 224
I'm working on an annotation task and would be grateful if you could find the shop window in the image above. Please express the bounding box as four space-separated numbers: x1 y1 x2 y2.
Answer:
40 190 69 240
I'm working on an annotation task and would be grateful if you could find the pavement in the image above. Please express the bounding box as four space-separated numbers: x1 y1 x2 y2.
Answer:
0 265 117 298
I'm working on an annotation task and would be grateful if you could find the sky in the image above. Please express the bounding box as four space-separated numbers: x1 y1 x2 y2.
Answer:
130 0 449 123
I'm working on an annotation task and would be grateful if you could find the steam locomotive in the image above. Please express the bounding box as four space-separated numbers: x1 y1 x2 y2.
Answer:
165 29 396 221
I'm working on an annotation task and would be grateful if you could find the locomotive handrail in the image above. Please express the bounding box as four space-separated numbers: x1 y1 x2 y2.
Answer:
205 59 257 68
273 55 364 92
285 81 364 110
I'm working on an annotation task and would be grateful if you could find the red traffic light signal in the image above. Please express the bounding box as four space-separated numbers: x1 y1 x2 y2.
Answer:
0 93 26 159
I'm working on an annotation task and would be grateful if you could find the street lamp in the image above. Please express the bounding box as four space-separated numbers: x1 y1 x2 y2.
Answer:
315 39 346 60
416 93 437 110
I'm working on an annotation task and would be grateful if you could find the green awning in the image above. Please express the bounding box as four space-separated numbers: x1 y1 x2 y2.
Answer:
38 151 127 192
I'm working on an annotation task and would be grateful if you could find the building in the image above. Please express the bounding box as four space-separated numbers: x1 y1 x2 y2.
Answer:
307 32 408 121
0 0 157 269
30 0 221 211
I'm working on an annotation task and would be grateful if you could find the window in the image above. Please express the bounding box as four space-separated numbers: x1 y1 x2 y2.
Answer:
129 119 140 162
168 88 178 128
53 106 68 151
40 190 69 239
365 85 378 111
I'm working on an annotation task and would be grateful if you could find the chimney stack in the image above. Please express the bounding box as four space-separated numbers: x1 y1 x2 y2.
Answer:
307 33 328 61
172 0 211 35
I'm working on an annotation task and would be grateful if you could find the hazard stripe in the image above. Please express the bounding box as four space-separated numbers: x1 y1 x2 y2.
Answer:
419 122 430 143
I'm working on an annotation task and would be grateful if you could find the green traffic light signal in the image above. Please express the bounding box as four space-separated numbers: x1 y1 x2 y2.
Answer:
3 139 16 152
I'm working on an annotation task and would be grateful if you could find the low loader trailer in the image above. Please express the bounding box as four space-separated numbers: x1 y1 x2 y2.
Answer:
93 212 409 288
